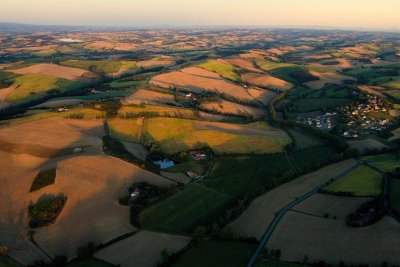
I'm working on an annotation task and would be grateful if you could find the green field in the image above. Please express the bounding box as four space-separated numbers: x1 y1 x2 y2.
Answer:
197 59 240 81
138 184 232 233
287 129 324 150
5 73 77 104
254 60 296 72
0 257 22 267
66 258 116 267
173 240 255 267
382 77 400 90
60 60 138 75
118 105 195 119
254 61 317 84
343 65 400 82
289 146 339 173
325 165 382 196
287 85 356 112
202 154 296 197
255 260 306 267
142 118 290 155
391 178 400 213
361 153 400 172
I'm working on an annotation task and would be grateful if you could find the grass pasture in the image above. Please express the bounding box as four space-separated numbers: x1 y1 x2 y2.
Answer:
143 117 291 155
174 239 255 267
196 59 240 82
138 184 233 233
324 165 382 196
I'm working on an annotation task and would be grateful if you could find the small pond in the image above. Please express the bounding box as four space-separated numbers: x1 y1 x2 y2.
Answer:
153 159 175 169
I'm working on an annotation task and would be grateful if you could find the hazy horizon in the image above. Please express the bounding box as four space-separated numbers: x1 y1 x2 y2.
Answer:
1 0 399 31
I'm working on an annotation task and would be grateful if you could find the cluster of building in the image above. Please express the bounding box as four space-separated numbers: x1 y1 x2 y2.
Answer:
340 96 391 138
296 112 336 130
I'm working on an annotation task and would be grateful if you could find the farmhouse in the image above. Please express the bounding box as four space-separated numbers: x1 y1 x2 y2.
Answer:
190 151 207 160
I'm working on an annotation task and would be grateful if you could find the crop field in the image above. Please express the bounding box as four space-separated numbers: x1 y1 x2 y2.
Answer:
149 67 255 102
348 138 389 152
174 239 256 267
225 57 262 73
202 154 295 197
136 59 175 69
94 231 191 267
361 153 400 172
229 159 357 239
391 179 400 213
60 60 138 75
8 63 95 80
304 70 353 89
254 61 317 85
4 73 77 104
254 61 296 72
197 59 240 81
268 212 400 265
142 117 291 155
241 73 293 91
118 104 195 119
200 100 265 118
324 165 382 196
108 118 143 142
293 194 372 222
32 154 175 259
138 184 233 233
247 87 276 105
124 89 179 106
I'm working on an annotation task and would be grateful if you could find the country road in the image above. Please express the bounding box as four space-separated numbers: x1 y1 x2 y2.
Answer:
246 161 360 267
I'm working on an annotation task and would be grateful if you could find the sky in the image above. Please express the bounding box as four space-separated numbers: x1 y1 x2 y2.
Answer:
1 0 399 30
